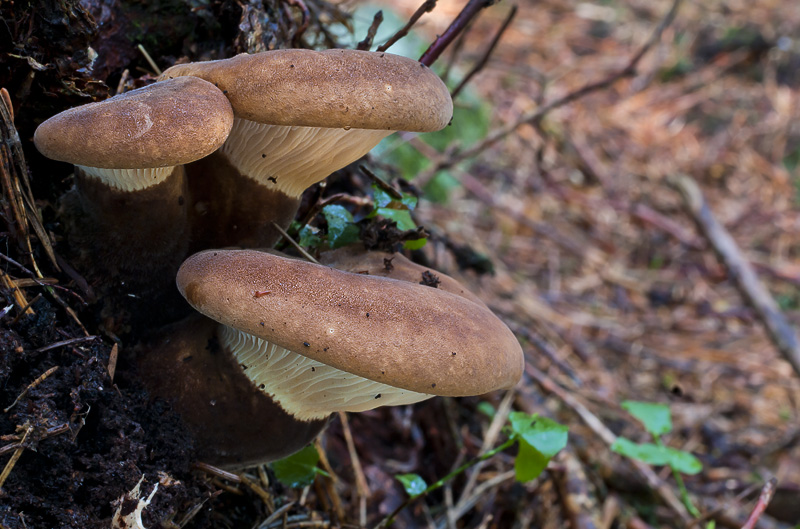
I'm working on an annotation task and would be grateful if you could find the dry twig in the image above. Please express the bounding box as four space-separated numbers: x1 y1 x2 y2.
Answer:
4 366 59 412
32 335 97 354
450 6 517 100
418 0 495 67
377 0 437 53
356 10 383 50
416 0 683 185
337 412 369 526
524 363 692 522
0 423 31 491
670 174 800 378
740 479 777 529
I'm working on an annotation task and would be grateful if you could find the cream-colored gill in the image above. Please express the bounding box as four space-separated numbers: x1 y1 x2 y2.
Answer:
220 118 392 198
219 325 433 421
77 165 175 192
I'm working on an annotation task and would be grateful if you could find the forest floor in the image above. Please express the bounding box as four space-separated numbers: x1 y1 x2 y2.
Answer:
1 0 800 528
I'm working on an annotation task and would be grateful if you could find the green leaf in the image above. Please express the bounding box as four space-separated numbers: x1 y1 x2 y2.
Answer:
375 207 416 231
621 401 673 436
477 401 496 419
271 445 322 488
611 438 703 475
372 185 395 208
508 412 568 482
371 184 418 211
396 473 427 498
322 205 360 249
663 446 703 475
297 224 322 249
509 412 569 458
611 438 671 466
400 193 417 211
403 238 427 251
424 172 462 203
514 438 549 482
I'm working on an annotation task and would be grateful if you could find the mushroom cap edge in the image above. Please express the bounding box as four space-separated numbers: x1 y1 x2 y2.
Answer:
176 249 523 397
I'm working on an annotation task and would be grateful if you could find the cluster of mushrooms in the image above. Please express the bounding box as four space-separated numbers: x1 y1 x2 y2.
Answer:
34 49 524 468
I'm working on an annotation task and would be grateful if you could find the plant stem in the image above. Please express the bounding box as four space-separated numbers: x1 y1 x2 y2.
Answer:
671 465 701 518
654 437 700 518
377 437 516 527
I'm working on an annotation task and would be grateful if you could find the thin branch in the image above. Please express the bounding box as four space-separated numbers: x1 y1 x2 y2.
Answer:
740 479 777 529
285 0 310 47
360 165 403 200
4 366 59 412
271 222 320 264
418 0 496 67
377 0 437 53
669 174 800 377
356 10 383 51
524 363 692 522
0 423 31 491
451 5 517 100
338 412 370 527
137 44 162 76
32 335 98 354
416 0 682 183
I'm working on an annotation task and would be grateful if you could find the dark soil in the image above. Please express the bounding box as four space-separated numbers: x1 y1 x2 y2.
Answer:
0 1 360 527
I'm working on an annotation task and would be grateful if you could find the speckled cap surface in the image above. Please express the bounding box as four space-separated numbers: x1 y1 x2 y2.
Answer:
159 49 453 132
318 245 488 309
34 76 233 169
176 249 523 396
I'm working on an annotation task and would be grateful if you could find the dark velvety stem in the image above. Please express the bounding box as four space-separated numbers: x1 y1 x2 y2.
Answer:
138 315 329 469
185 151 301 252
68 165 190 290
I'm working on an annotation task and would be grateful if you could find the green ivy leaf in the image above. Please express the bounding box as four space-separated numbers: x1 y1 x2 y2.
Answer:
375 208 416 231
509 412 569 458
611 438 671 466
477 401 496 419
403 238 427 250
371 184 418 211
514 437 549 482
621 401 673 437
396 473 427 498
372 185 395 209
322 205 360 249
297 224 322 249
611 438 703 475
271 445 322 488
400 193 417 211
663 446 703 475
508 412 568 482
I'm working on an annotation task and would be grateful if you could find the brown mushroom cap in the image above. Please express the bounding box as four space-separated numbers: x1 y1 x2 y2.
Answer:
34 76 233 170
177 249 523 397
159 49 452 132
318 245 488 309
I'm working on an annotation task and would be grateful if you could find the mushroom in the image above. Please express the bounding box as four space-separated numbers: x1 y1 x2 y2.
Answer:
34 77 234 294
157 49 453 250
138 314 328 468
140 248 522 468
317 245 488 308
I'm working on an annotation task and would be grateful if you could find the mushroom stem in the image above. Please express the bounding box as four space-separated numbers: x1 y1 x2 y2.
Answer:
138 314 329 469
64 165 190 292
185 151 301 251
186 118 392 250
